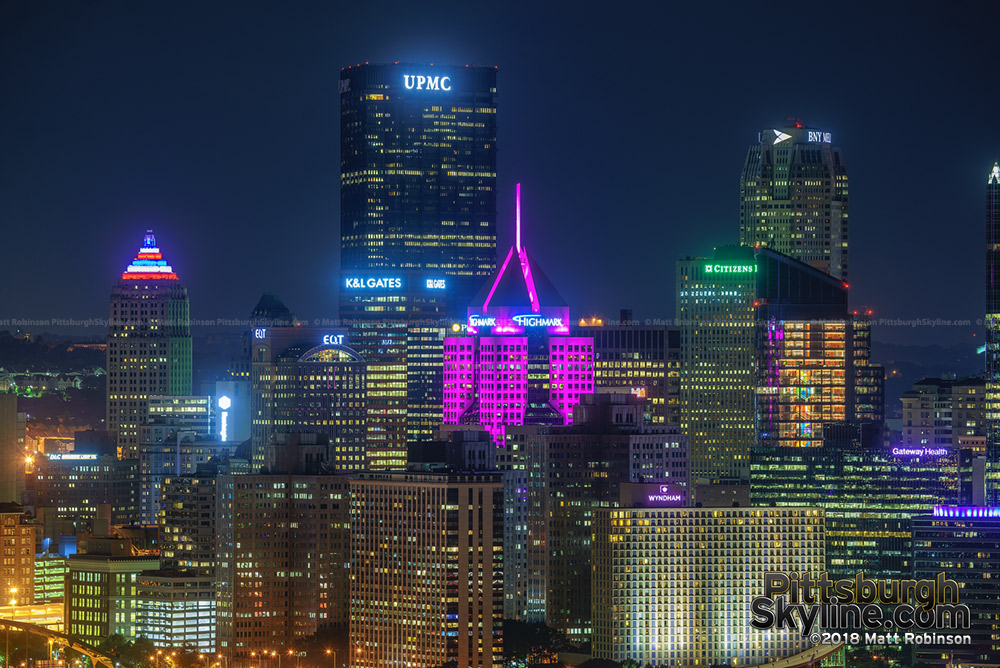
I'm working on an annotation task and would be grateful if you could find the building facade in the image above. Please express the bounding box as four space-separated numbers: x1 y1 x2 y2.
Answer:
0 504 35 605
135 572 216 653
444 186 594 443
912 507 1000 666
249 326 366 472
215 474 351 656
901 376 986 450
107 231 192 457
574 320 681 427
339 270 453 469
987 162 1000 504
349 471 503 668
0 394 26 504
340 63 498 312
740 120 849 280
592 506 825 666
520 394 689 642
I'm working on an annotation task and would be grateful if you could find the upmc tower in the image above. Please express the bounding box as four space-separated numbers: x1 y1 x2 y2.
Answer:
339 63 498 309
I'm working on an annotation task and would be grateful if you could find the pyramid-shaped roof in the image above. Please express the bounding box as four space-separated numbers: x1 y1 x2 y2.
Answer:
473 246 567 312
121 230 179 280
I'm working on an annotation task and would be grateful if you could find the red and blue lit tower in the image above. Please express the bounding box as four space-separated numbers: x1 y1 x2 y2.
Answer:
107 230 192 458
444 185 595 443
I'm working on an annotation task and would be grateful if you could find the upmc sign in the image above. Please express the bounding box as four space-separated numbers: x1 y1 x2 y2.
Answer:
403 74 452 91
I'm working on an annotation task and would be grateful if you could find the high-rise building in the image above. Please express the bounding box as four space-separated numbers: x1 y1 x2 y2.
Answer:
339 63 498 311
160 474 218 576
0 394 26 503
901 376 986 449
216 471 351 656
574 319 681 426
33 452 138 535
249 326 366 472
339 270 453 469
518 394 688 642
751 422 958 580
107 231 192 457
444 186 594 443
912 507 1000 666
349 471 503 668
592 506 826 666
679 247 866 477
986 162 1000 504
0 503 35 605
740 120 849 280
677 247 757 479
851 313 885 423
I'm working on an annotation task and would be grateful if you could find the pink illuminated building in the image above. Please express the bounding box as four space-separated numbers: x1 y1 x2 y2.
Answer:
444 185 594 442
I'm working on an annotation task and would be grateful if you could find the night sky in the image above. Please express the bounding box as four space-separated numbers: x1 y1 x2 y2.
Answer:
2 1 998 346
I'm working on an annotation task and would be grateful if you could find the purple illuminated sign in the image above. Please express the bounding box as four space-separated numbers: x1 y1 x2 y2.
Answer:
933 506 1000 518
647 484 683 505
891 446 949 458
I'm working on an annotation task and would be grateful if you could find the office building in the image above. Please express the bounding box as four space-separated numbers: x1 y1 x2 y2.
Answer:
216 469 351 656
349 471 503 668
444 185 594 443
339 270 452 469
520 394 688 642
33 452 138 535
912 507 1000 666
988 163 1000 504
159 474 218 576
0 503 35 604
66 536 160 643
901 376 986 449
340 63 498 311
679 247 867 477
851 313 885 423
135 571 216 653
740 120 849 280
107 231 192 457
592 506 825 666
0 394 26 503
575 318 681 426
249 325 366 472
677 246 757 478
751 422 958 580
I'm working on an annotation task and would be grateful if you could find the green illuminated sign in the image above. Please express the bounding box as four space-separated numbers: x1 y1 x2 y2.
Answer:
704 264 757 274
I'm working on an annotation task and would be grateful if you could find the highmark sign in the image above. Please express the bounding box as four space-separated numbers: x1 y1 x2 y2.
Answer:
403 74 452 91
705 264 757 274
512 314 564 328
469 315 497 328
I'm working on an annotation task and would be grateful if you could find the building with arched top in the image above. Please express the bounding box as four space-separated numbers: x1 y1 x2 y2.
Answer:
249 326 366 472
107 231 192 458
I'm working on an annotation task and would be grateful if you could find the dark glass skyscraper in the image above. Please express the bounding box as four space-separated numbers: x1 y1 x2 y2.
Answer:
339 63 498 309
740 120 850 280
987 162 1000 503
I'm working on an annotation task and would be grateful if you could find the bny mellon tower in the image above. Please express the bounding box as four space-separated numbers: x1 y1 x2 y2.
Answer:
740 119 850 280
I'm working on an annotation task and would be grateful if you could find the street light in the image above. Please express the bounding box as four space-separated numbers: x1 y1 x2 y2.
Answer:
325 649 336 668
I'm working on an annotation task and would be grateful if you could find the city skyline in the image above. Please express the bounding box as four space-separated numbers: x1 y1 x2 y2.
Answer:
1 3 997 346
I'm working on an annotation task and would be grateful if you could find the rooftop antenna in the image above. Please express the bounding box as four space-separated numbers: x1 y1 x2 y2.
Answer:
516 183 521 252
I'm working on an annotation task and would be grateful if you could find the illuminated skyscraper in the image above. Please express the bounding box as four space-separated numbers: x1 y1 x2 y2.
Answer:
339 270 452 469
987 161 1000 503
679 247 865 476
444 186 594 443
349 471 503 668
107 231 192 458
249 326 366 472
740 120 850 280
340 63 498 310
592 506 825 666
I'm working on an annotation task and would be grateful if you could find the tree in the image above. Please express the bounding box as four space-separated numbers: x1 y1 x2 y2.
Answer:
503 620 572 667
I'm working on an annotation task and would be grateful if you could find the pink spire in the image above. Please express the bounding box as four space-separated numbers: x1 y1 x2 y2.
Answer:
515 182 521 252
